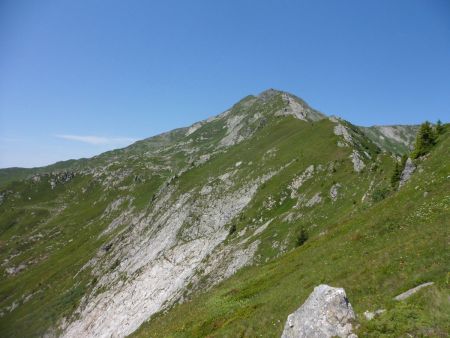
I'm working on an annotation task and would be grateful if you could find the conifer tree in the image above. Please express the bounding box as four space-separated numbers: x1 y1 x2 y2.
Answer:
412 121 436 159
436 119 444 135
296 228 308 246
391 161 401 188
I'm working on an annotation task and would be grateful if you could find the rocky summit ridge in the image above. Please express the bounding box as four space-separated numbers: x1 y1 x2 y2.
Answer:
0 90 448 338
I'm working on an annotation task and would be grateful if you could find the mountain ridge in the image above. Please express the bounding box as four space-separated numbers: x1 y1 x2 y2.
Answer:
0 90 417 187
0 90 446 337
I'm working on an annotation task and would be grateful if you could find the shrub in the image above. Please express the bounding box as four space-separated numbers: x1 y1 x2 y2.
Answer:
229 224 237 235
296 228 308 246
390 162 402 188
372 187 390 202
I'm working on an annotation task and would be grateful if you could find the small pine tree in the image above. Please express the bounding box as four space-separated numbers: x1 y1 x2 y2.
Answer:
229 224 237 235
391 161 401 188
412 121 436 159
296 228 308 246
436 119 444 135
391 155 408 189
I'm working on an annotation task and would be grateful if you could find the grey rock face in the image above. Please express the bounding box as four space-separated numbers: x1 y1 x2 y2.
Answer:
350 150 365 173
398 158 416 188
281 284 357 338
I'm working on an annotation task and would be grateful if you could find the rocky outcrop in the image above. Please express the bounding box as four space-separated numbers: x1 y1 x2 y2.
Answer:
281 284 357 338
62 167 281 338
275 94 324 121
334 124 353 145
329 183 341 202
350 150 365 173
398 158 416 188
289 165 314 198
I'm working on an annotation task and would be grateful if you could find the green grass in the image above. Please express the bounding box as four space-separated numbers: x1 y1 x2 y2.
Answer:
0 92 447 338
132 131 450 337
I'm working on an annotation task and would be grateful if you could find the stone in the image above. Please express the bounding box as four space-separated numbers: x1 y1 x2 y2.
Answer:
305 193 322 207
329 183 341 202
350 150 365 173
334 124 353 144
363 309 385 320
394 282 434 301
398 158 416 188
281 284 357 338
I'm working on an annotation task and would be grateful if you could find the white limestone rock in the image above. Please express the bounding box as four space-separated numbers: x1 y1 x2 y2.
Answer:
398 158 416 188
334 124 353 144
305 193 322 207
394 282 434 301
186 122 203 136
350 150 365 173
289 165 314 198
329 183 341 202
281 285 357 338
364 309 385 320
275 93 325 121
219 114 246 147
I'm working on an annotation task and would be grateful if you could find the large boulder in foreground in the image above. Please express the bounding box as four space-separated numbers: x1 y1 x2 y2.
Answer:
281 284 357 338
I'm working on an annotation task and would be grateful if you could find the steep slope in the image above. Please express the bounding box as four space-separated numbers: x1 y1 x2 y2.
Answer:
360 125 419 155
133 127 450 337
0 89 440 338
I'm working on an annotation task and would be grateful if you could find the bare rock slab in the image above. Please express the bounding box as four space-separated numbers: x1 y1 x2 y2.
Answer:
398 157 416 188
394 282 434 301
281 284 357 338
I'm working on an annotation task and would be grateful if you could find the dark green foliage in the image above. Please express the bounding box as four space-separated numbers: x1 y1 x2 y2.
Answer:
371 187 390 202
391 155 407 189
412 121 437 159
435 120 445 135
296 228 308 246
229 224 237 235
391 162 402 188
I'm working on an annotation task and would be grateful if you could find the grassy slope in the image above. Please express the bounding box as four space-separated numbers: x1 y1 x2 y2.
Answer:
0 174 115 336
0 166 172 336
0 92 445 337
133 132 449 337
0 111 381 337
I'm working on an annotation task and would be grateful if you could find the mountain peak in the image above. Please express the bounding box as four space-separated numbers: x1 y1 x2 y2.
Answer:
257 88 285 99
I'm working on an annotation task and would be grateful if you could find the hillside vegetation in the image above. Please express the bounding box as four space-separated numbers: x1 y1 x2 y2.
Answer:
0 90 448 337
134 125 450 338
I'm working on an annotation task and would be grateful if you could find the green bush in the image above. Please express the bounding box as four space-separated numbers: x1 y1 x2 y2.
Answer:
229 224 237 235
412 121 436 159
296 228 308 246
372 187 390 202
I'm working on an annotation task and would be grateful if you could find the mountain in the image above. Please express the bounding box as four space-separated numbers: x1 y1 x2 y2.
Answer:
0 89 448 337
360 125 419 155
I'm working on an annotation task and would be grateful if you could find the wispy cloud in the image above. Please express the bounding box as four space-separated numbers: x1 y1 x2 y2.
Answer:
55 134 137 145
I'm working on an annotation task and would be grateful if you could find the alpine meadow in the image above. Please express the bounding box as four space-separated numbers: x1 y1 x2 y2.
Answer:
1 90 449 337
1 1 449 337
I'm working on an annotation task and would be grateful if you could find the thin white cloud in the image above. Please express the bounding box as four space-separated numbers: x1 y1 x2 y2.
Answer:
55 134 137 145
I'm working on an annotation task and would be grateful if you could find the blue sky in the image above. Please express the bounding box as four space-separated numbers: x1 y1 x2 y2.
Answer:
0 0 449 168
